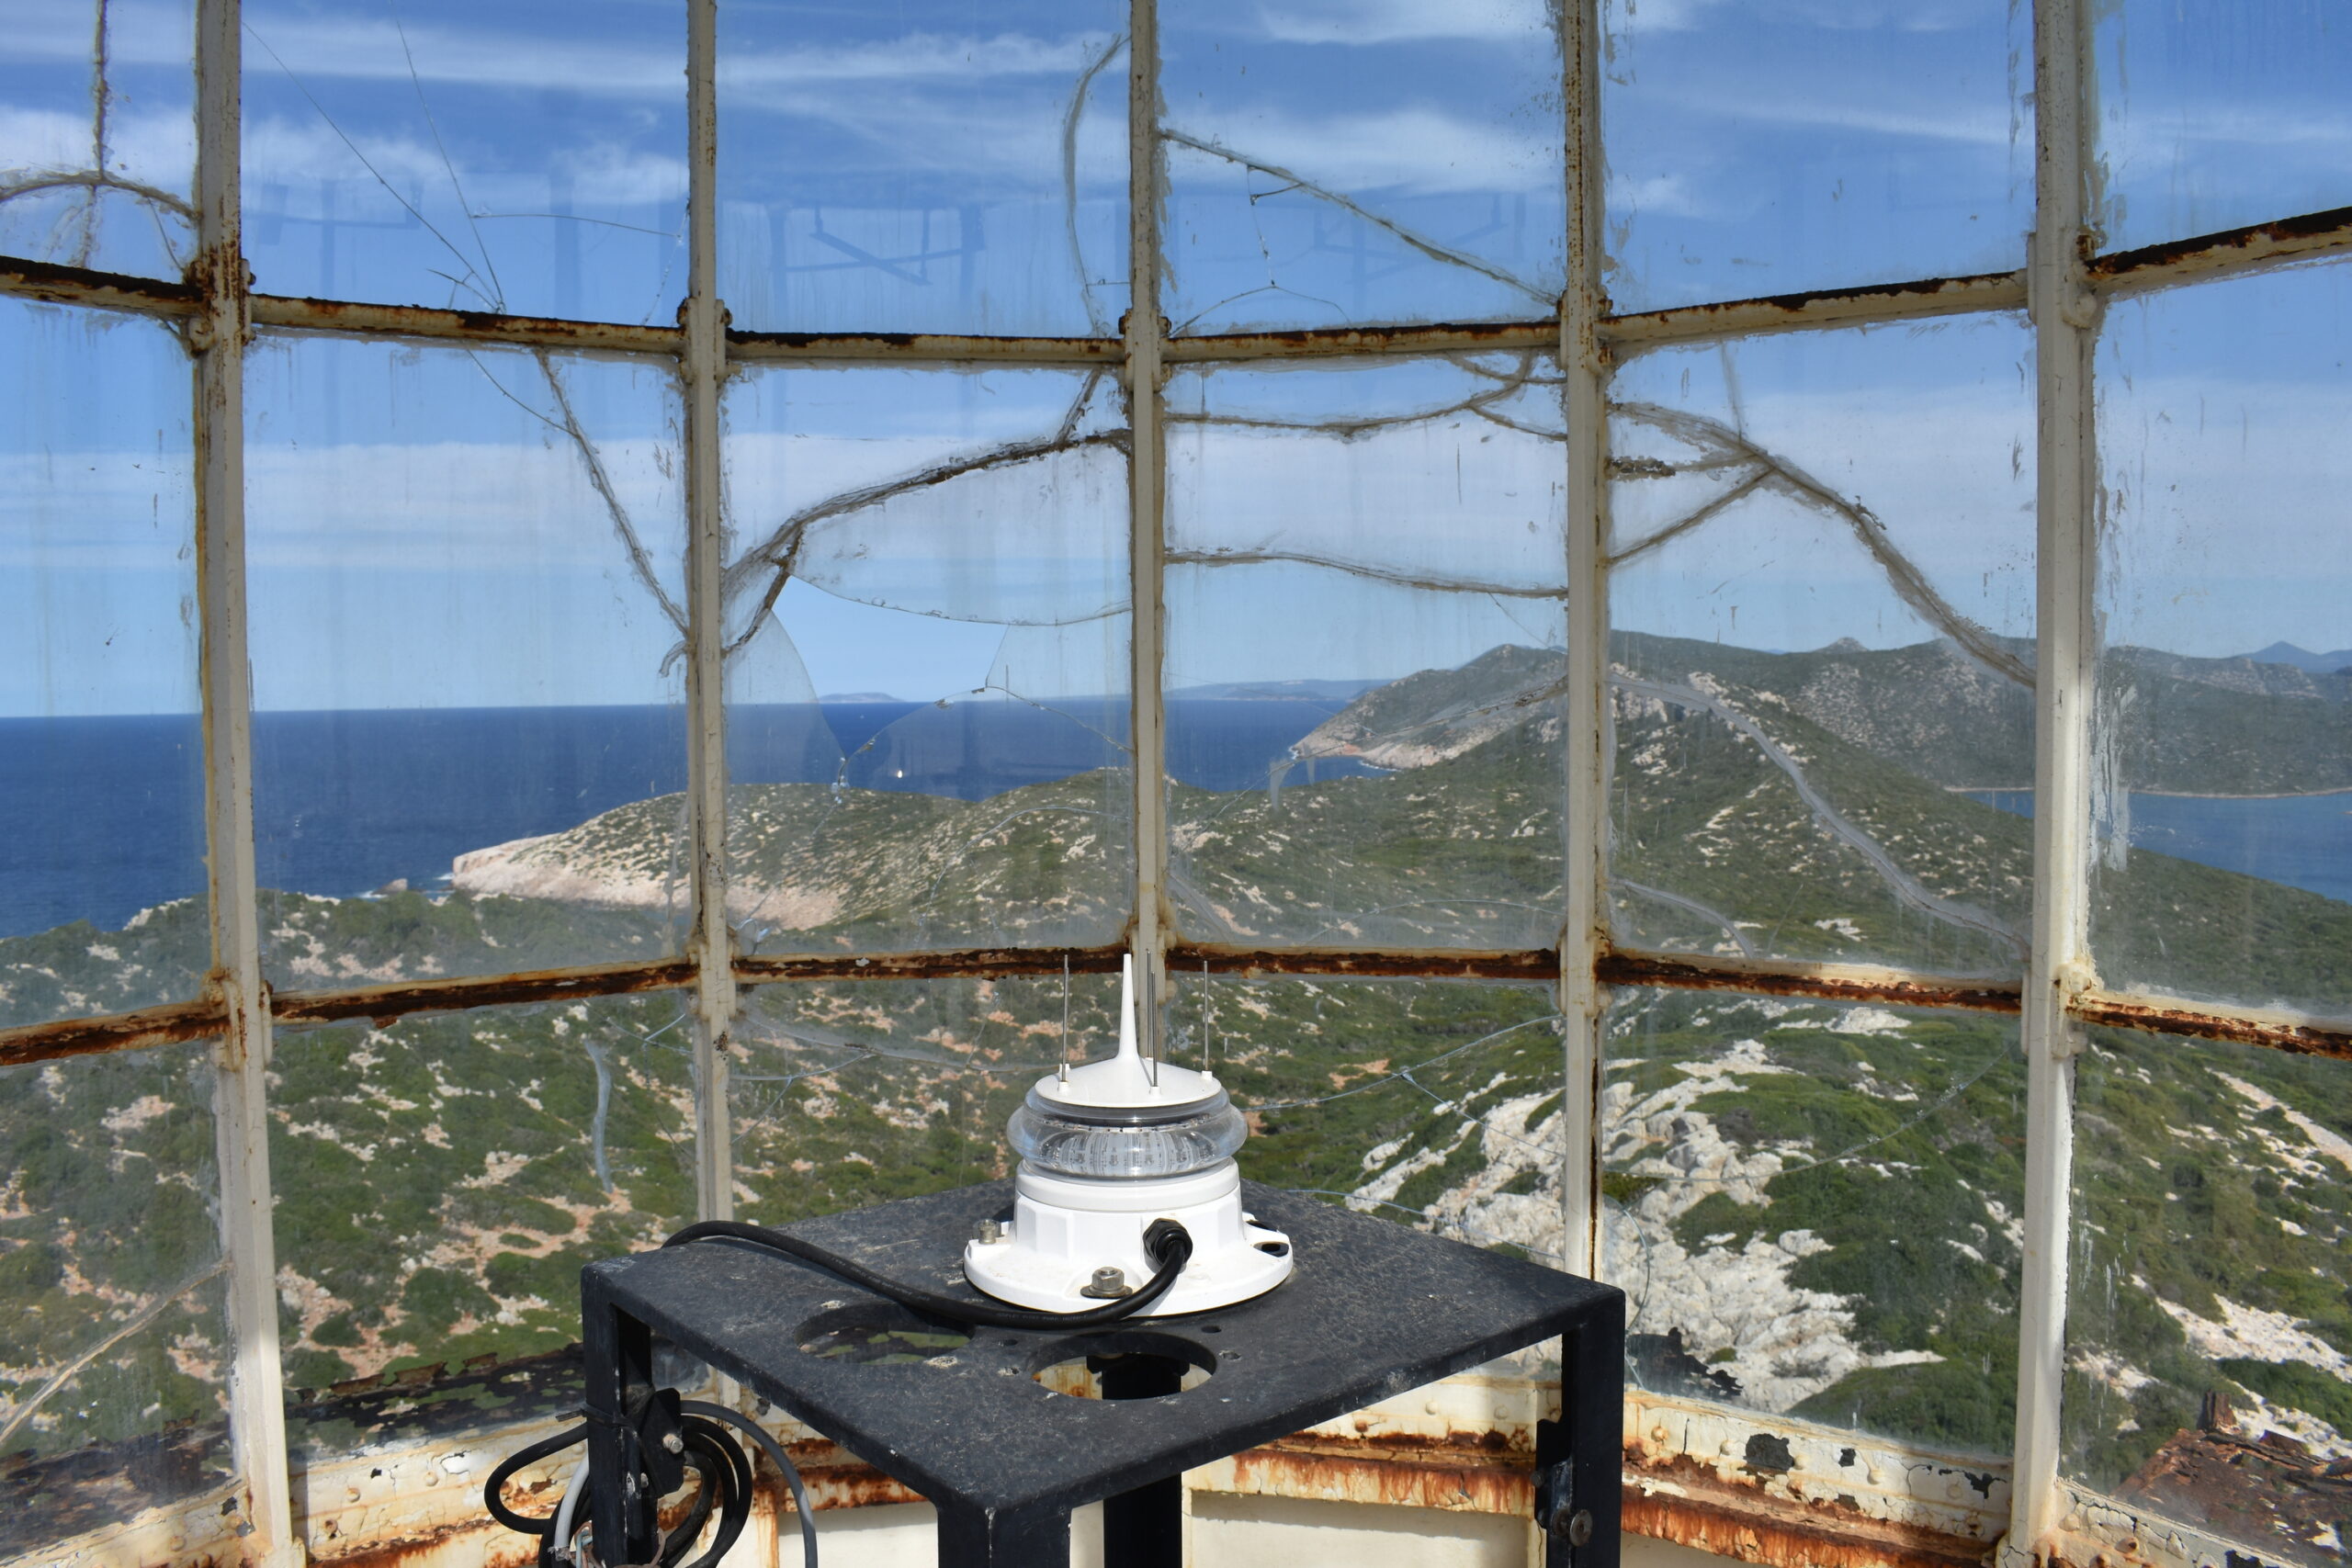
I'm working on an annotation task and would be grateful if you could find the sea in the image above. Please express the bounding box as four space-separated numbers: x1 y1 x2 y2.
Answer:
0 700 1385 940
6 704 2347 942
1965 789 2352 908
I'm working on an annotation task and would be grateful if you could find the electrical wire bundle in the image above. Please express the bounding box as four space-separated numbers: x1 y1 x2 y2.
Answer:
484 1396 815 1568
481 1215 1193 1568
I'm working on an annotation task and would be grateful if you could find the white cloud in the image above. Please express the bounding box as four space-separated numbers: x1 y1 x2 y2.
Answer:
1170 105 1556 197
1252 0 1551 48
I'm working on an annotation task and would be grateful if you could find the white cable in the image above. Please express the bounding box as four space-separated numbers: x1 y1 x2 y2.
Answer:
551 1455 592 1562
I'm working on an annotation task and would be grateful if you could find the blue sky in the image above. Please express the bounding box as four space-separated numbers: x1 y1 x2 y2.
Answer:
1 0 2348 716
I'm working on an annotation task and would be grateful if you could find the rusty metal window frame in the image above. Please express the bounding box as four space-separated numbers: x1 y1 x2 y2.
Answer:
4 0 2352 1563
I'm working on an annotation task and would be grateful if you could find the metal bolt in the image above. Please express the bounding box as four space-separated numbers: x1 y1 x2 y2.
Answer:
662 1431 684 1455
1569 1510 1594 1548
978 1219 1003 1244
1080 1266 1132 1299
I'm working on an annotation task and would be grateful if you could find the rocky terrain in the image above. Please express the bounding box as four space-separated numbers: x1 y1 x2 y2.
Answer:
2 635 2347 1561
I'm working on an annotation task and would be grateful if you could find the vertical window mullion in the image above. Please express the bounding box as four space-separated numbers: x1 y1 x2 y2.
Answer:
2013 0 2101 1549
684 0 733 1226
1128 0 1170 1042
194 0 297 1558
1560 0 1607 1280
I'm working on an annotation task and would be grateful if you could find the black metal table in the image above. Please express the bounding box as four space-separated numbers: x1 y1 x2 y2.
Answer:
582 1180 1623 1567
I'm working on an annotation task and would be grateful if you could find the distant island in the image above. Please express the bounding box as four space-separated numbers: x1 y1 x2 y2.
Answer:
818 692 904 704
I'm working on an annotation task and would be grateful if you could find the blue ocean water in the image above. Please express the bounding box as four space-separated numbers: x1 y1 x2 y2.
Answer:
0 699 1380 940
1968 789 2352 906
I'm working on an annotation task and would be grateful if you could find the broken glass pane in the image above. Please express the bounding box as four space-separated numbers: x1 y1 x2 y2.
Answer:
732 973 1123 1222
0 299 207 1029
2064 1028 2352 1567
271 996 695 1457
722 366 1131 954
0 0 195 279
1609 315 2037 979
2091 265 2352 1019
1600 987 2023 1456
240 0 685 321
1159 0 1564 333
718 0 1126 336
1602 0 2030 313
2095 2 2352 255
0 1042 231 1547
1167 973 1566 1263
1164 356 1568 950
245 334 689 989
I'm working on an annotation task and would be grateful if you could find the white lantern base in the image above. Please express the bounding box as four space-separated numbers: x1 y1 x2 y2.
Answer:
962 1160 1295 1315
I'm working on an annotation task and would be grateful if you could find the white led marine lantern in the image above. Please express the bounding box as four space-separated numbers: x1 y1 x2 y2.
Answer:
963 956 1295 1314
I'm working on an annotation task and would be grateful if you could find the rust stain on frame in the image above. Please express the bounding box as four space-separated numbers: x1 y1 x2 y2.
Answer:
1598 950 2025 1013
1625 1455 1997 1568
272 957 698 1028
0 994 227 1067
1169 942 1563 981
2070 990 2352 1062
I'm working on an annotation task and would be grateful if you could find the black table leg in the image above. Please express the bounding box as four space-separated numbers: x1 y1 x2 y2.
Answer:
582 1276 662 1568
1536 1293 1625 1568
937 1501 1074 1567
1095 1352 1184 1568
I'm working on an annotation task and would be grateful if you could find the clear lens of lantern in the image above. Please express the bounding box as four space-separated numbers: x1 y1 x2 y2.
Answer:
1007 1088 1248 1180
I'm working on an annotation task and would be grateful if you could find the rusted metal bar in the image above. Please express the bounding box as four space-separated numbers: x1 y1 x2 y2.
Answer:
728 327 1119 366
272 958 696 1028
1128 0 1171 1050
2090 202 2352 296
0 996 226 1068
2071 989 2352 1062
1164 318 1558 362
1169 942 1562 981
0 253 198 316
683 0 734 1234
193 0 297 1561
248 292 681 356
1597 950 2023 1012
1558 0 1609 1281
1601 271 2028 351
732 944 1130 985
2012 0 2099 1553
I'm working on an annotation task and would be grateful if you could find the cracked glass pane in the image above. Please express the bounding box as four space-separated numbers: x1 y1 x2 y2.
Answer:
1608 315 2036 980
1159 0 1564 333
0 0 195 280
1601 0 2030 314
1165 973 1566 1264
2063 1028 2352 1567
1600 987 2023 1457
2095 2 2352 255
717 0 1126 336
731 973 1123 1221
0 1042 231 1549
721 366 1131 954
0 299 206 1030
239 0 686 322
245 334 689 989
1164 356 1568 950
271 996 695 1457
2090 265 2352 1019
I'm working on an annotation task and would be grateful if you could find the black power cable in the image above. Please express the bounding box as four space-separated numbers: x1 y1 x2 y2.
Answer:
481 1403 797 1568
662 1215 1196 1330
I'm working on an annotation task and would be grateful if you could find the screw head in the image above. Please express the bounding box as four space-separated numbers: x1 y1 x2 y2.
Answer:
1568 1510 1595 1547
662 1431 684 1455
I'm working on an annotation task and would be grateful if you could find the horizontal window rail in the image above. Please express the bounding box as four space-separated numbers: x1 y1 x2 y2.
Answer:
6 198 2348 369
7 940 2340 1067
